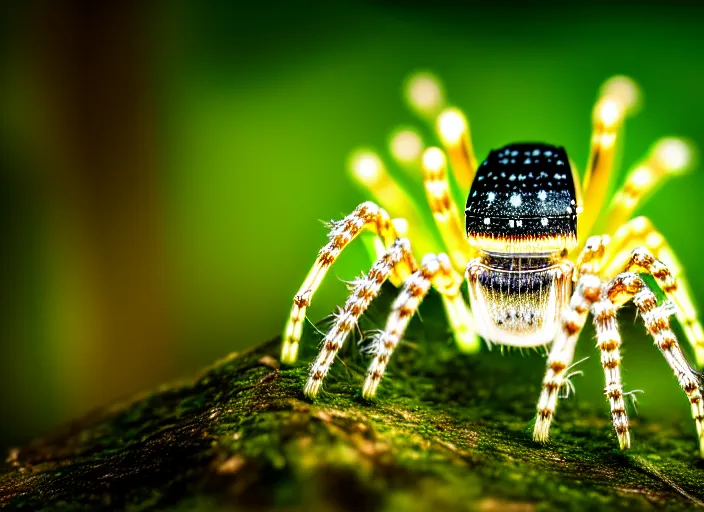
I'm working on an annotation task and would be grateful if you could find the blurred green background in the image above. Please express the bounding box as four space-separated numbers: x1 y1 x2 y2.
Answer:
2 1 704 452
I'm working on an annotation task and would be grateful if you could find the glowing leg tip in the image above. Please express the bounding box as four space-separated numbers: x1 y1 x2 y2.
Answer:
280 341 299 365
456 332 481 354
404 71 445 118
695 348 704 370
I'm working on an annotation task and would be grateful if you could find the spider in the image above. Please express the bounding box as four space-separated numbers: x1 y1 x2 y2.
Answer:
280 72 704 456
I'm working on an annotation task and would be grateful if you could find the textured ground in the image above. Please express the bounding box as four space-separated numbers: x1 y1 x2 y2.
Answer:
2 285 704 511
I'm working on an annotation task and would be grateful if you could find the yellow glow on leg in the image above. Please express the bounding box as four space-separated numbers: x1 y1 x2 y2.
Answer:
348 149 437 256
388 128 426 187
436 108 478 192
600 75 641 113
389 128 424 168
404 71 446 119
440 292 480 353
580 75 640 241
603 218 704 368
653 137 696 173
281 324 300 364
421 147 472 270
605 137 696 235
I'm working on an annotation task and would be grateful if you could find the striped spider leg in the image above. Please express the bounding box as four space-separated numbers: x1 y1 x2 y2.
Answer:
362 252 474 399
281 201 415 365
288 74 485 398
304 237 416 397
595 272 704 456
534 239 704 456
603 217 704 367
533 236 609 443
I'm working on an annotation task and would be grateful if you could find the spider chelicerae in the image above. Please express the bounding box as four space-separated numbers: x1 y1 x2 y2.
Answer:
280 73 704 456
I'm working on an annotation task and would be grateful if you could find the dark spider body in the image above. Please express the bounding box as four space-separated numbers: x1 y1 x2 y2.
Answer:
465 143 578 249
465 143 578 347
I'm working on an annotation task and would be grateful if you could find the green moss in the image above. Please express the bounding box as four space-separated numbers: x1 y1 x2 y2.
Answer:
1 284 703 511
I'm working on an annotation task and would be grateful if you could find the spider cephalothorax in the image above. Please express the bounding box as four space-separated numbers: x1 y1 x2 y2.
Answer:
280 73 704 457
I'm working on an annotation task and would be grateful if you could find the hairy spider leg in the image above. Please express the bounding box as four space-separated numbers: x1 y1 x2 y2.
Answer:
304 238 415 398
634 290 704 458
361 253 478 400
603 138 695 236
436 107 478 192
533 236 609 443
591 276 632 449
579 77 638 242
421 147 474 270
282 202 415 364
598 273 704 456
348 151 438 258
602 221 704 367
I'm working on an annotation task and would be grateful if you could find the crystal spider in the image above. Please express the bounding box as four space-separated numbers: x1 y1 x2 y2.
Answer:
280 73 704 456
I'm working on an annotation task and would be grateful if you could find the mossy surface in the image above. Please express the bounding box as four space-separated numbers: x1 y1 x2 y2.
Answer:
2 285 704 511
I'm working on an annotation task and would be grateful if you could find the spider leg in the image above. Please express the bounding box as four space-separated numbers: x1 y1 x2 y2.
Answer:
534 236 608 443
579 77 638 242
591 280 631 450
599 272 704 456
436 107 478 192
533 274 602 442
403 72 478 191
361 253 479 399
282 202 416 364
304 238 414 398
348 150 438 257
603 138 695 236
602 219 704 367
421 147 474 270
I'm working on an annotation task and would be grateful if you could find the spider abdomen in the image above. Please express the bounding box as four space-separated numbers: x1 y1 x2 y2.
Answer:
467 254 574 347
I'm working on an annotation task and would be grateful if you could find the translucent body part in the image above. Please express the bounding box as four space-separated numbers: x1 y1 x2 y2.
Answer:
466 255 574 347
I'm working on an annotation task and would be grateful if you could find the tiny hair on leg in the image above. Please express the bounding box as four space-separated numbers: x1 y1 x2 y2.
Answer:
613 243 704 368
362 253 476 399
591 288 630 450
533 237 607 443
599 271 704 455
304 238 414 398
282 201 415 364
